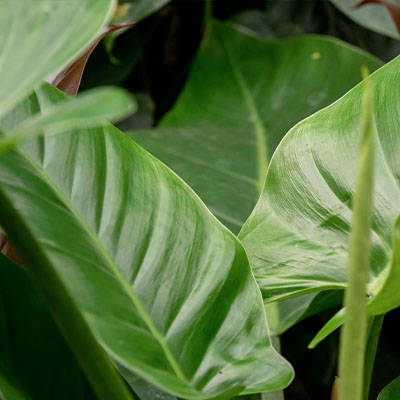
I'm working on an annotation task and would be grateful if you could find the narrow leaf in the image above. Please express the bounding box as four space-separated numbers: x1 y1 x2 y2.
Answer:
308 308 345 349
338 68 376 400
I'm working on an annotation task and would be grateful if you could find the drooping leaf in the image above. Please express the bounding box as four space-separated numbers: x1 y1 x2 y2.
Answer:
330 0 400 38
0 0 115 118
0 87 136 155
240 55 400 315
130 20 382 234
0 253 96 400
48 23 135 96
0 82 293 399
377 377 400 399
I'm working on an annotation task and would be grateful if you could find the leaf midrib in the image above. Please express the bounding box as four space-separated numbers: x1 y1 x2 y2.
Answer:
15 141 187 382
220 31 268 194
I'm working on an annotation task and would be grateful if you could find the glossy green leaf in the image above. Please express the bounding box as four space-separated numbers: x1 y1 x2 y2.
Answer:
310 216 400 347
377 377 400 399
330 0 400 39
0 83 293 399
0 87 136 155
0 253 96 400
240 54 400 315
130 20 382 234
0 0 115 119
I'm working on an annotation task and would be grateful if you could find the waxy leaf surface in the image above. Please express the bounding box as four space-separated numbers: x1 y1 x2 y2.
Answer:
240 55 400 316
0 0 115 118
130 21 381 233
0 83 292 399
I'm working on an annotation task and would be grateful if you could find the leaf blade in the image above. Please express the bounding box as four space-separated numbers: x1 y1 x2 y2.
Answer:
0 82 293 399
0 0 116 118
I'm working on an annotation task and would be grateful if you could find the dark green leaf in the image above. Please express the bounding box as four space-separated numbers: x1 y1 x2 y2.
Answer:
130 20 382 233
0 253 96 400
377 377 400 399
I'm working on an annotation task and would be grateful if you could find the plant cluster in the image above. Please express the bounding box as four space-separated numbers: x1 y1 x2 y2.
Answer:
1 1 400 400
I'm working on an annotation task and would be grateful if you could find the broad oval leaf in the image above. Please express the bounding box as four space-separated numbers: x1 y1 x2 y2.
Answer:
0 83 293 399
130 20 382 234
129 20 381 336
0 253 96 400
0 0 115 118
240 54 400 316
330 0 400 39
377 377 400 399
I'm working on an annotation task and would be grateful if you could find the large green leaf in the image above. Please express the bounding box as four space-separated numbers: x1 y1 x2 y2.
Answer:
330 0 400 39
0 0 115 118
0 253 96 400
0 83 293 399
377 377 400 399
130 20 381 234
240 54 400 316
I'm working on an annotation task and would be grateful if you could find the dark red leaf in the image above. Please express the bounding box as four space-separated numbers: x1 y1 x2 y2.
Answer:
49 22 135 96
0 232 21 265
331 377 339 400
354 0 400 34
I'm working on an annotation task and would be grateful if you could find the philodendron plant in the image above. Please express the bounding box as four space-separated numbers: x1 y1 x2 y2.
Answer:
0 1 399 400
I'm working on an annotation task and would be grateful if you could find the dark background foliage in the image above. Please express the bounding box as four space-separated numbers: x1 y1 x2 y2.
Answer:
80 1 400 398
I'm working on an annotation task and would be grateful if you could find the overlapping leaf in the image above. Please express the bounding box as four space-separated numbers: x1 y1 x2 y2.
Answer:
130 21 381 233
240 55 400 316
0 83 292 399
0 0 115 118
